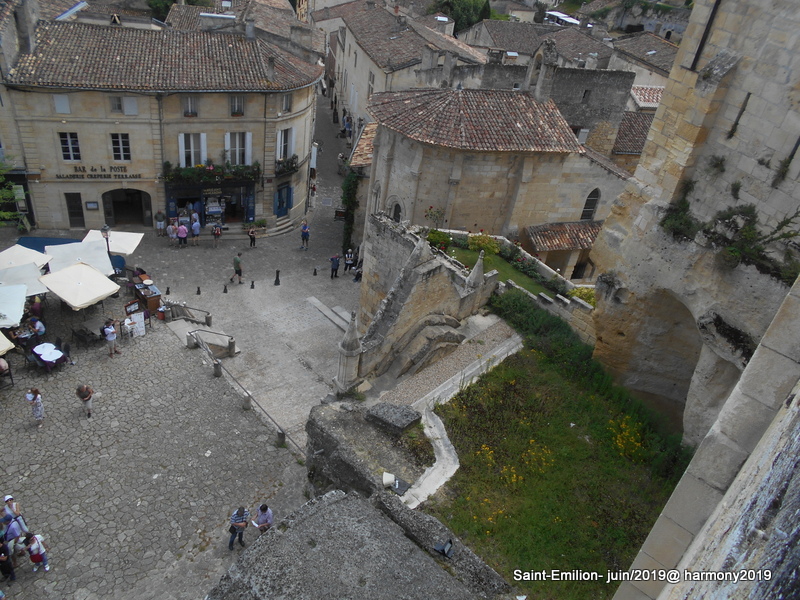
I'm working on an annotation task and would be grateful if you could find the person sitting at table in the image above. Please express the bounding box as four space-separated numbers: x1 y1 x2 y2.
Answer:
0 357 8 376
29 318 45 338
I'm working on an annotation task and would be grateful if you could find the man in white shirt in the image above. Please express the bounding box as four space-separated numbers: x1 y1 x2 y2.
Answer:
104 319 121 358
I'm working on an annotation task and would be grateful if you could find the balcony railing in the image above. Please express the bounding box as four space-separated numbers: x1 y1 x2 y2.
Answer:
275 154 298 176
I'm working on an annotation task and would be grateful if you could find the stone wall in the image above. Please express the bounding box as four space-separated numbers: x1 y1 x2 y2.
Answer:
549 67 636 156
357 215 498 379
367 125 628 237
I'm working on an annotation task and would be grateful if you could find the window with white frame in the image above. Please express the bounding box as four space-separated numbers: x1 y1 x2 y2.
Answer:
277 127 292 159
111 96 138 115
225 131 252 165
281 93 292 113
59 132 81 160
183 96 198 117
230 95 245 116
368 71 375 97
54 94 70 114
111 133 131 161
110 96 123 113
178 133 206 167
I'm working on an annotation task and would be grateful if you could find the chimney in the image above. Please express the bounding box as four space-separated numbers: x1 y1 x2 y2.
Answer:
533 39 557 101
579 17 590 29
246 17 255 39
267 57 275 80
366 0 375 8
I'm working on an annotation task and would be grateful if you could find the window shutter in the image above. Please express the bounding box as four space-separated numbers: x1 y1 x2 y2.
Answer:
54 94 70 114
224 132 231 157
245 132 252 165
200 133 207 163
122 97 138 115
289 128 294 156
178 134 186 167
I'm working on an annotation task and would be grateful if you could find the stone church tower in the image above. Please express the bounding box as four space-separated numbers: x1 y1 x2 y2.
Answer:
590 1 800 598
591 0 800 446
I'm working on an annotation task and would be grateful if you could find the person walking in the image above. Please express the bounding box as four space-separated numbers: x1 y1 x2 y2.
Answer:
230 252 244 284
343 249 354 272
177 222 188 248
0 541 15 583
255 504 273 534
330 254 340 279
300 220 310 250
3 496 28 535
191 218 201 246
2 515 22 567
22 531 49 572
166 220 177 246
228 506 249 550
212 223 222 248
248 226 256 248
104 319 121 358
154 210 166 236
25 388 44 428
76 384 94 419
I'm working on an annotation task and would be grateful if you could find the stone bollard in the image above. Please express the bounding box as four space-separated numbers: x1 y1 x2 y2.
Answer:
242 391 252 411
213 360 222 377
164 308 173 322
228 337 236 357
186 332 197 348
205 314 213 327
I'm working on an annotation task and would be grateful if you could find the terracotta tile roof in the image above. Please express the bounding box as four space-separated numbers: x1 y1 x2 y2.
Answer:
613 32 677 74
349 122 377 168
7 20 323 91
368 89 581 153
582 146 631 179
541 26 612 63
0 0 18 29
613 111 653 155
526 220 603 251
630 85 663 109
312 2 483 70
166 0 323 53
478 20 563 55
80 1 152 17
414 12 452 29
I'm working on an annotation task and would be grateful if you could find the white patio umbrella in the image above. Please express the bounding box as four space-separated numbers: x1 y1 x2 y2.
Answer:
0 284 28 327
0 263 49 296
0 331 13 356
82 230 144 256
0 244 51 269
39 263 120 310
45 240 114 276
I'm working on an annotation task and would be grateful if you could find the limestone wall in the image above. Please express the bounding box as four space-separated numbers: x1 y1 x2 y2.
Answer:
357 215 497 378
368 126 627 237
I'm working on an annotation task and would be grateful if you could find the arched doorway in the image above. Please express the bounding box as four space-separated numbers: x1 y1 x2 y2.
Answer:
102 189 152 227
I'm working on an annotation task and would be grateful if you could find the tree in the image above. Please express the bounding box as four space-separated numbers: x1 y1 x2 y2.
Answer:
428 0 487 32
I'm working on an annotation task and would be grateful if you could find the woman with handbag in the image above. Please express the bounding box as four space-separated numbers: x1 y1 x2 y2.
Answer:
22 531 49 572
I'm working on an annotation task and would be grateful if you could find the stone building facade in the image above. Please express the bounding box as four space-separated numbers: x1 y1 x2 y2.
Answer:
365 88 628 241
0 0 321 230
585 0 800 597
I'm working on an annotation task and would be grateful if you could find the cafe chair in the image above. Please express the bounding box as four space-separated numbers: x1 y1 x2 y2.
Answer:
72 328 93 348
54 336 63 351
62 343 74 365
0 363 13 388
24 352 44 371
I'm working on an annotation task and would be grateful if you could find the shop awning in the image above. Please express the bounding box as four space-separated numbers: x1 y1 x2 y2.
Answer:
0 263 49 296
82 230 144 256
39 263 120 310
0 284 28 327
45 241 114 276
0 244 52 269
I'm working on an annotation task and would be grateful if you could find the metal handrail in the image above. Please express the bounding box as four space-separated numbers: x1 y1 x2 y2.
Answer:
187 328 233 345
186 330 306 458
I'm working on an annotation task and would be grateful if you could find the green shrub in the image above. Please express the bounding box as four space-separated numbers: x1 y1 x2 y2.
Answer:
468 233 500 255
427 229 451 251
568 287 596 307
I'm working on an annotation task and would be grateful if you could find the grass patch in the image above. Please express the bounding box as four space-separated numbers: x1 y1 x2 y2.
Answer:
394 422 435 468
451 247 549 296
423 289 690 599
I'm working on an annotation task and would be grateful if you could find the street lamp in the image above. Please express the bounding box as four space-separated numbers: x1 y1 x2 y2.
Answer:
101 223 111 256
